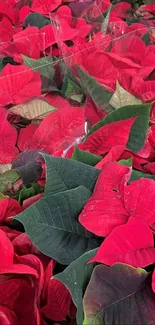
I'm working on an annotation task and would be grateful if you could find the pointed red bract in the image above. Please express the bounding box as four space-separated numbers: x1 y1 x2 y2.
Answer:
0 229 14 266
79 162 130 236
95 145 125 168
22 106 85 154
89 218 155 268
31 0 62 14
13 26 40 60
0 108 18 163
124 178 155 226
0 198 22 225
83 117 137 155
0 64 41 105
41 261 71 321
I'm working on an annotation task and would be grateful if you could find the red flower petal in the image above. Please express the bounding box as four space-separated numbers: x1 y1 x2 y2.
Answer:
79 162 130 236
0 275 38 325
31 0 62 14
41 261 71 321
95 145 125 168
0 108 18 163
17 124 38 152
27 106 85 154
0 306 19 325
12 233 39 256
89 218 155 268
124 178 155 226
0 64 41 105
0 229 14 266
22 193 43 210
0 198 22 225
13 26 40 60
83 117 137 155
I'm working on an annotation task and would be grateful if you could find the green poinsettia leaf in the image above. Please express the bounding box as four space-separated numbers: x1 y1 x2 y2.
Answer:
83 263 154 325
130 169 155 182
71 146 102 166
118 158 133 167
61 74 84 102
14 185 100 264
0 169 20 193
18 183 41 204
87 104 151 153
54 248 98 325
41 153 101 196
77 67 113 113
22 55 55 80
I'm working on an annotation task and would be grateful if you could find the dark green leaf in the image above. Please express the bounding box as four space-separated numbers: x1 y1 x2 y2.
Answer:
41 153 101 196
119 158 155 182
130 169 155 182
87 104 151 153
142 32 151 45
15 186 100 264
71 145 102 166
22 55 55 80
83 263 155 325
62 74 84 101
18 183 41 204
54 249 98 325
24 12 50 29
77 67 113 112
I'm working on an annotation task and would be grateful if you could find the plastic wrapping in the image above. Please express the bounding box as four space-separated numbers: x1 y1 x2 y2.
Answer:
1 0 155 164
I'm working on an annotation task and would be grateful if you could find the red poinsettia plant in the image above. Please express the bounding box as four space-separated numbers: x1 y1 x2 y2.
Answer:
1 0 155 324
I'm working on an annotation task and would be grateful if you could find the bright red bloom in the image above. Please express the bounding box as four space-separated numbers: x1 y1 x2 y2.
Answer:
41 261 72 321
13 26 41 60
0 198 22 225
0 64 41 105
89 218 155 268
83 117 137 155
0 108 18 163
31 0 62 14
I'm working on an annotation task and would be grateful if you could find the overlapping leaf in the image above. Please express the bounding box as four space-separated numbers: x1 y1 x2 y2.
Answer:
83 263 155 325
54 249 97 325
14 154 101 264
87 104 151 153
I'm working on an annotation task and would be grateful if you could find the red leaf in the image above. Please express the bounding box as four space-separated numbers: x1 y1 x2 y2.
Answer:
27 106 85 154
41 279 71 321
19 6 31 24
31 0 62 14
17 124 38 152
0 306 19 325
56 5 72 25
95 145 125 168
0 18 14 41
0 275 38 325
83 117 137 155
13 26 40 60
124 178 155 226
0 226 21 241
0 198 22 225
0 229 14 266
79 162 130 236
89 218 155 268
23 193 43 210
15 254 44 300
152 268 155 293
39 25 56 50
0 108 18 163
0 64 41 106
12 233 39 256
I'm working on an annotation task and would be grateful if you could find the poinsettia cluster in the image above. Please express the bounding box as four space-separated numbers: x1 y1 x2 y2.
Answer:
2 0 155 324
